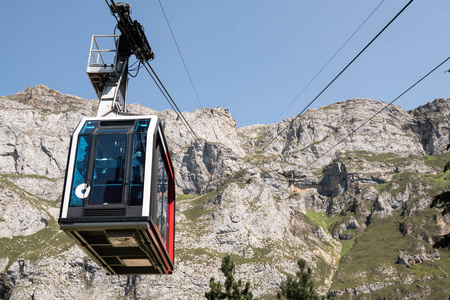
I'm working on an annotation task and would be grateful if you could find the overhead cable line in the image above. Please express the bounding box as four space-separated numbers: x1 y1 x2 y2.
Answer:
261 0 414 152
143 62 200 141
157 0 204 108
272 0 385 123
306 56 450 168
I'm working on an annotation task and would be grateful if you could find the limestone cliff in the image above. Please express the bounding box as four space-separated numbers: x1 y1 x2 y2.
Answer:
0 86 449 299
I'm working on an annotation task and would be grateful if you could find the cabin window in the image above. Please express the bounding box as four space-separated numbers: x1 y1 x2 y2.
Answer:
90 129 128 204
156 146 168 242
69 121 98 206
129 120 149 205
70 135 91 207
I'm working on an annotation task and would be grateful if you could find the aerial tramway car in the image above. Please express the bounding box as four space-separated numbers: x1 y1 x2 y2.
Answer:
59 1 175 275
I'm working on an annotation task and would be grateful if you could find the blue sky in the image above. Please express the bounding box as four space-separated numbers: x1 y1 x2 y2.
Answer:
1 0 449 127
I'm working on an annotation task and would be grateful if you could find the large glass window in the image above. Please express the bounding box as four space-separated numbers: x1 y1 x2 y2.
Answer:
68 119 155 209
90 129 128 204
129 120 150 205
156 147 168 242
129 134 146 205
69 121 98 207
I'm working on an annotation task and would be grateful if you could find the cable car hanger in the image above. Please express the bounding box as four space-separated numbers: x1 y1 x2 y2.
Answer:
59 1 175 275
86 0 155 117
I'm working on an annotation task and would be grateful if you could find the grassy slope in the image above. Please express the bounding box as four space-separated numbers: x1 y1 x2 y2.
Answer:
0 175 74 272
330 211 450 298
325 152 450 298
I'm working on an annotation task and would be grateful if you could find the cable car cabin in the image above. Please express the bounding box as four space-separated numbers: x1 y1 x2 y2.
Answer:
59 116 175 275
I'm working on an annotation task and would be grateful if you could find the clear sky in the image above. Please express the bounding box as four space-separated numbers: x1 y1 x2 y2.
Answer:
1 0 449 127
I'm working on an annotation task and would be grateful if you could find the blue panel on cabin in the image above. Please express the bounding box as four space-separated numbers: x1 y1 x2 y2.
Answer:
70 136 91 207
81 121 98 134
135 119 150 132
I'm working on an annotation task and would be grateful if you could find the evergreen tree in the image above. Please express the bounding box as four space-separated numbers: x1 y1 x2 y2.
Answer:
277 259 324 300
205 255 253 300
430 144 450 249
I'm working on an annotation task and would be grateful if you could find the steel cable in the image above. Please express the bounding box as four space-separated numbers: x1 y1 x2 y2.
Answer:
273 0 385 124
157 0 204 108
306 56 450 168
261 0 414 152
143 62 200 141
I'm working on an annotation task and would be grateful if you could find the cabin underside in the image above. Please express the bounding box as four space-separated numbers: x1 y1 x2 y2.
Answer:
61 222 173 275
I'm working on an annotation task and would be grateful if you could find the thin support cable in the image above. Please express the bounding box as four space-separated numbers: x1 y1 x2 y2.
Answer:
143 62 200 141
273 0 385 123
307 56 450 168
157 0 204 108
261 0 414 152
143 63 177 113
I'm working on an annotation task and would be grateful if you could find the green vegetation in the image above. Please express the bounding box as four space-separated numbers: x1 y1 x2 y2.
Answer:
423 152 450 171
1 173 61 181
366 278 450 300
176 193 200 201
375 171 450 196
0 176 57 212
230 247 272 265
181 170 254 222
0 217 74 271
181 189 220 222
301 152 450 295
305 210 339 233
322 150 450 296
374 182 389 191
330 211 450 292
243 153 278 165
300 138 329 152
339 237 356 258
311 169 323 176
3 94 29 105
313 256 331 288
340 151 411 164
259 296 279 300
277 259 324 300
285 212 330 271
205 254 253 300
429 145 450 249
176 247 224 263
177 243 279 267
400 208 442 238
305 210 359 257
191 248 211 256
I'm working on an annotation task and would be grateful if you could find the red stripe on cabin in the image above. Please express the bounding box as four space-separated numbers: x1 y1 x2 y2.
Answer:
165 151 174 179
167 182 175 263
164 149 175 268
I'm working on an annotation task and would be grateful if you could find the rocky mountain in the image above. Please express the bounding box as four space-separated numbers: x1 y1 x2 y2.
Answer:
0 85 449 299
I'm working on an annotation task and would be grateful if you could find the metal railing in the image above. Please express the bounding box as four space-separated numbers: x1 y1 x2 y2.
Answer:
87 35 119 67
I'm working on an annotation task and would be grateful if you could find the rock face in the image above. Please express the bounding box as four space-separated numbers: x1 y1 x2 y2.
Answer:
409 98 450 155
397 249 440 268
0 86 449 299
